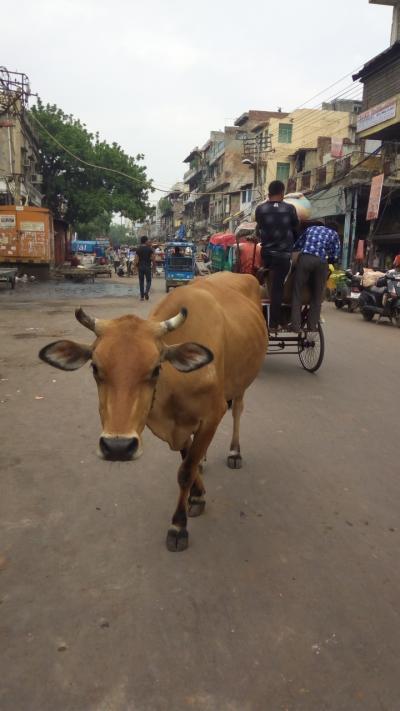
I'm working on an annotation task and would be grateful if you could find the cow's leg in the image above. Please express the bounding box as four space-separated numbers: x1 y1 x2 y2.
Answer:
181 439 206 517
167 419 220 552
227 395 244 469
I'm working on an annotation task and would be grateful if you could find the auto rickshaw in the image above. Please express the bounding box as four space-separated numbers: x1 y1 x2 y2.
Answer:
164 241 196 292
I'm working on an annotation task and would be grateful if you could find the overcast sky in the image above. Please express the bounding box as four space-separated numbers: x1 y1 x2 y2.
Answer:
2 0 394 201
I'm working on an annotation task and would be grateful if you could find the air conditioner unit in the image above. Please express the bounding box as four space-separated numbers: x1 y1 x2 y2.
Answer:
31 174 43 184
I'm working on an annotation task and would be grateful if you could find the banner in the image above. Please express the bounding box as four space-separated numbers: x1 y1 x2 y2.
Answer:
366 174 384 221
356 239 365 261
331 137 343 158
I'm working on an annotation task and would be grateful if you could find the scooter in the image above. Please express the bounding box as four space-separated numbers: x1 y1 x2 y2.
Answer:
359 271 400 327
334 270 363 312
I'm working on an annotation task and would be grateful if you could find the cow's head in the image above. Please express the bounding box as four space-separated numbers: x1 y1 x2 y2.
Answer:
39 307 213 461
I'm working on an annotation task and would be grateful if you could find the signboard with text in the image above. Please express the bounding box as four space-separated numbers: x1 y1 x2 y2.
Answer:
0 215 16 229
357 98 397 133
366 174 384 221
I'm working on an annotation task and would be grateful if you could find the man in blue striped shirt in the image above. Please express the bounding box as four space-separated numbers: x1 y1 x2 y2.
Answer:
291 221 341 332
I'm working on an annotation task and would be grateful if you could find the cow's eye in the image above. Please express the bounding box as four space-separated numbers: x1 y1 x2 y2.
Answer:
151 365 161 379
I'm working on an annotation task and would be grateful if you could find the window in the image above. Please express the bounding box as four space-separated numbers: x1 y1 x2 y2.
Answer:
241 188 252 205
278 123 293 144
276 162 290 184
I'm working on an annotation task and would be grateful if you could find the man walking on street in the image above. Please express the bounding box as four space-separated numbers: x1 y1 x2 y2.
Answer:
135 236 154 301
255 180 299 330
291 221 341 332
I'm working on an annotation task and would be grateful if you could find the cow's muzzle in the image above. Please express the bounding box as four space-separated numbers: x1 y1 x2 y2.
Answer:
99 436 140 461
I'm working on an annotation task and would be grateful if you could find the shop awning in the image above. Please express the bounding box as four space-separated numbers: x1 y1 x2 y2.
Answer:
309 186 346 219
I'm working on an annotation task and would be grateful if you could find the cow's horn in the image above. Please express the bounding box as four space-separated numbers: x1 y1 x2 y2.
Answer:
159 307 188 334
75 307 104 335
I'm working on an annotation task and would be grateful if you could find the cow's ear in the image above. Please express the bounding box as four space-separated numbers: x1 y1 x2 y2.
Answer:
163 342 213 373
39 340 92 371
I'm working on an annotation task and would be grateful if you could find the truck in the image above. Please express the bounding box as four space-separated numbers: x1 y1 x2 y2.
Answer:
0 205 55 277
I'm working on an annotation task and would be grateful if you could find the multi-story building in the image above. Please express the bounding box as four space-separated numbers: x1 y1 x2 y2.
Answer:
182 111 285 237
158 183 186 240
0 69 42 207
255 105 359 194
351 4 400 267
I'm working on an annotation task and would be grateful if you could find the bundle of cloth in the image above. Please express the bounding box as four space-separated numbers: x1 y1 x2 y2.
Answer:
361 268 386 288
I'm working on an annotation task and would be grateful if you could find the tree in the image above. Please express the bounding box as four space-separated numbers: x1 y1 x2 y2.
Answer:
108 223 138 246
30 100 153 233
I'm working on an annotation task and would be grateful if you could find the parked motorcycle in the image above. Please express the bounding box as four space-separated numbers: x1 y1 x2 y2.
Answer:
334 269 363 312
359 270 400 327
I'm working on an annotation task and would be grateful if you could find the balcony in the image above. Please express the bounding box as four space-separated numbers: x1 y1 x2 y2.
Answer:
207 143 225 166
183 164 203 183
206 171 231 192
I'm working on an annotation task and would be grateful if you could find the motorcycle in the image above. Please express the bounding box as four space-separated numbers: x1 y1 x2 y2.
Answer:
334 269 363 312
359 270 400 327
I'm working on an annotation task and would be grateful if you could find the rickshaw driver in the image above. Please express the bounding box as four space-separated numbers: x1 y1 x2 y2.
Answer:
255 180 300 331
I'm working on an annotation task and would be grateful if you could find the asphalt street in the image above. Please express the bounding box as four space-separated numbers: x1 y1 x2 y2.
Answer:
1 276 400 711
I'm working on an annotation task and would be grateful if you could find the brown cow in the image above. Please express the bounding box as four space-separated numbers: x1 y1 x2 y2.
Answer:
39 272 267 552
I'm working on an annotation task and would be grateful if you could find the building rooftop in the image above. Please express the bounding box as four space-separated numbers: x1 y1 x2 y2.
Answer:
183 148 201 163
234 110 288 126
353 40 400 81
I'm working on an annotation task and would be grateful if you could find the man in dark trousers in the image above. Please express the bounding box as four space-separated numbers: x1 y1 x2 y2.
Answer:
255 180 299 330
291 221 341 332
135 236 154 301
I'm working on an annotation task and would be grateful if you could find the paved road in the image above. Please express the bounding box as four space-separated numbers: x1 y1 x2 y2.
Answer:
1 279 400 711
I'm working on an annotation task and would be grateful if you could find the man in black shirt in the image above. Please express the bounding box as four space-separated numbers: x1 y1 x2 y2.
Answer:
135 236 154 301
255 180 299 330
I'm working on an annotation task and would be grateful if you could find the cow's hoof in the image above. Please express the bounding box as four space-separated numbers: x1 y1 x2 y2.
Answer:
166 527 189 552
227 453 242 469
188 497 206 517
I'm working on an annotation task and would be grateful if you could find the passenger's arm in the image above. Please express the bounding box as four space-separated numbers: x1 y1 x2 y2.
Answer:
293 230 306 252
291 206 300 239
330 233 341 265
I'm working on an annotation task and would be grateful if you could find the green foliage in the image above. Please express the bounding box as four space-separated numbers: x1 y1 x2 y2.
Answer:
158 197 173 215
76 211 111 240
31 100 153 229
108 222 138 246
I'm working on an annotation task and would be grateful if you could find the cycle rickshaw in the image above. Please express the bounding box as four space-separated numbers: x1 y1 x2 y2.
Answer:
234 221 325 373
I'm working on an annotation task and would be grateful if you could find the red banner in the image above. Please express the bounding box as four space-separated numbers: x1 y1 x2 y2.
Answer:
366 174 384 221
331 137 343 158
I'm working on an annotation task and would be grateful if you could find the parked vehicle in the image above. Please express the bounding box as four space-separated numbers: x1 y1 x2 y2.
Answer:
164 241 196 292
0 266 17 289
359 270 400 327
0 205 55 278
334 269 363 312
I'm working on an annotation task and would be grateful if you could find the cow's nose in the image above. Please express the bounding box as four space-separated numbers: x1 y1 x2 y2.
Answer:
99 436 139 461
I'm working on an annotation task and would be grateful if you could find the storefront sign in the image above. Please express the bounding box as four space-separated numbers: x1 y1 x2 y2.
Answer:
367 174 384 221
20 221 45 232
357 98 397 133
0 215 16 228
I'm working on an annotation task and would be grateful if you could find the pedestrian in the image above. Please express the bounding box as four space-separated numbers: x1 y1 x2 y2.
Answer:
290 220 341 333
135 236 154 301
255 180 300 330
127 248 135 277
113 250 120 274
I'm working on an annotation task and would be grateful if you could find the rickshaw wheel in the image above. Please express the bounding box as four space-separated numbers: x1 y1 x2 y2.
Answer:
298 323 325 373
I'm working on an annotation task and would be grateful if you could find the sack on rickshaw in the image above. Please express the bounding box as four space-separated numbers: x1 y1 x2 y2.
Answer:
361 268 385 288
